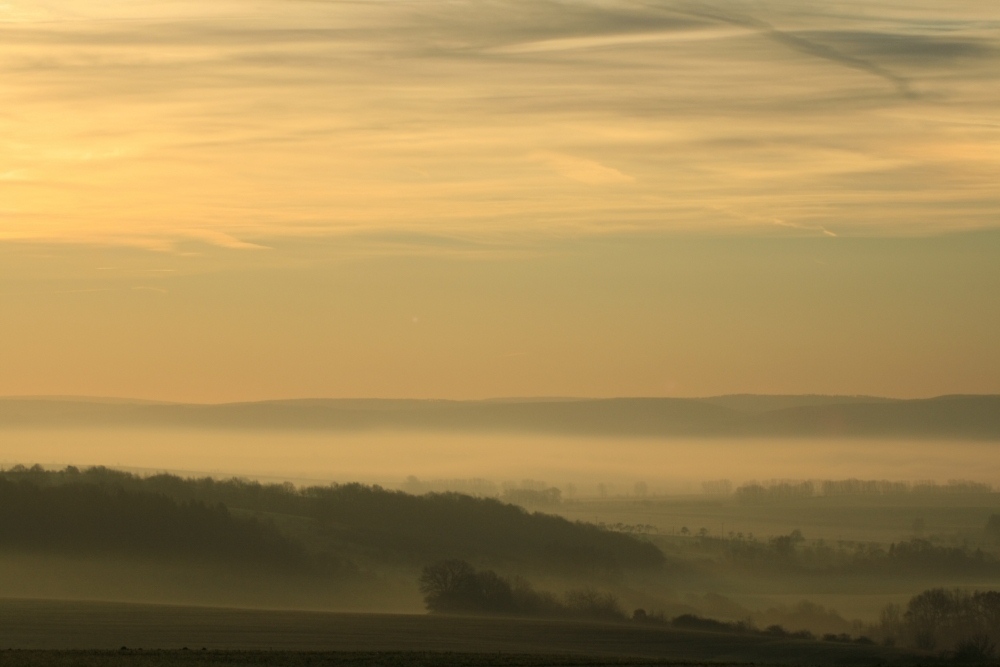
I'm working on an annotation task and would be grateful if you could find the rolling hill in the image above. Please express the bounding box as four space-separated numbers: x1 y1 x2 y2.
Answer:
0 394 997 439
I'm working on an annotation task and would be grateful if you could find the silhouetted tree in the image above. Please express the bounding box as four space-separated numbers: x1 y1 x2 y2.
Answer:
418 559 520 614
564 587 625 621
419 559 481 612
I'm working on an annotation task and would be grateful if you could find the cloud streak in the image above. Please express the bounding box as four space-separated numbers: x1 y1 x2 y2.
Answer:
666 2 917 97
0 0 997 249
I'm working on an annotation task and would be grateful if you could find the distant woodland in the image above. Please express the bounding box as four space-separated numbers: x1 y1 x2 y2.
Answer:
0 465 663 574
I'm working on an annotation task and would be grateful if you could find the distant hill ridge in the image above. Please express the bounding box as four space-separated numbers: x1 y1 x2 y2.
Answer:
0 394 997 439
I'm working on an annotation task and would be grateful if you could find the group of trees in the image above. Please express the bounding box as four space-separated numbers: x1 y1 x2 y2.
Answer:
417 561 884 647
418 559 625 621
596 522 657 536
670 613 841 642
400 477 566 506
735 482 816 502
880 588 1000 658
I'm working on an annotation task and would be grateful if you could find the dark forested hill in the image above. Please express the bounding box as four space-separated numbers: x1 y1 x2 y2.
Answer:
0 476 308 570
0 466 664 573
0 394 997 438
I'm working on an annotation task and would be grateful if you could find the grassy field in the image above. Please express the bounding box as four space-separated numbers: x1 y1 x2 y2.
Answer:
554 493 1000 545
0 599 912 666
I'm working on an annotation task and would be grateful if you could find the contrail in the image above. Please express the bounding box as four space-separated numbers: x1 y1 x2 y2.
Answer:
656 1 917 98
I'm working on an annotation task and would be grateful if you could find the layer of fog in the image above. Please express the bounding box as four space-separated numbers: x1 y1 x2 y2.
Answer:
2 429 998 494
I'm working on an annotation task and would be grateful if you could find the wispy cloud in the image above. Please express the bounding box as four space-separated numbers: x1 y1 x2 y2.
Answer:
530 151 634 186
667 2 917 97
184 230 269 251
488 26 750 54
0 0 997 249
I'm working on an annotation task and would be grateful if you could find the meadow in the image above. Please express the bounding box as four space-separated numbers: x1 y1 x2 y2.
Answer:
557 490 1000 545
548 487 1000 622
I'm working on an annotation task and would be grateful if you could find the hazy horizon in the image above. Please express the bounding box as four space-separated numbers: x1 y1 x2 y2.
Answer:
0 391 979 402
4 429 1000 493
2 394 997 494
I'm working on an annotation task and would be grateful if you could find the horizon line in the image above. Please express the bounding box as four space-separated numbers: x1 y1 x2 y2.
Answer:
2 393 995 406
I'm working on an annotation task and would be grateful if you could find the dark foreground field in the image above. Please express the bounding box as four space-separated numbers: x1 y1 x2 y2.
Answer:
0 599 918 666
0 651 757 667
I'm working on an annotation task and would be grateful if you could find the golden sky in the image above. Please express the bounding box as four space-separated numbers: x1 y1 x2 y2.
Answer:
1 0 998 401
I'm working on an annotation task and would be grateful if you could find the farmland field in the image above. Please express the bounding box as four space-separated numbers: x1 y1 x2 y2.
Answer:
0 599 907 665
555 493 1000 545
0 652 728 667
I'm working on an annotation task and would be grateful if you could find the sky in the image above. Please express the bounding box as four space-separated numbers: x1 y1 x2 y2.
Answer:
1 0 998 402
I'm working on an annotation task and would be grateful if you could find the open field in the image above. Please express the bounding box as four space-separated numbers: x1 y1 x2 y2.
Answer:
0 651 939 667
0 599 910 665
556 493 1000 545
0 652 739 667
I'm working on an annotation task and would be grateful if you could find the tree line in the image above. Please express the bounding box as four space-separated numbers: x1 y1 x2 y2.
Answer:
417 560 884 646
733 478 993 502
687 529 999 577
